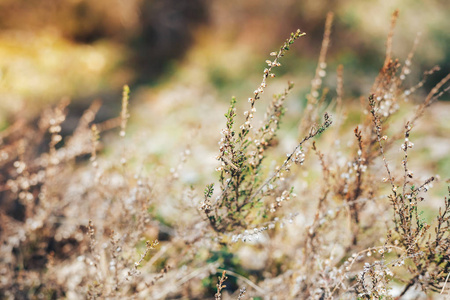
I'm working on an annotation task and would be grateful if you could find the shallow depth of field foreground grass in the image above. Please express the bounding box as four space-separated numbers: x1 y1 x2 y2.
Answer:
0 10 449 300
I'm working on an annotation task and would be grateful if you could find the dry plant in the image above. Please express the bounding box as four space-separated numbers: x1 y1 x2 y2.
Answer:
0 10 449 300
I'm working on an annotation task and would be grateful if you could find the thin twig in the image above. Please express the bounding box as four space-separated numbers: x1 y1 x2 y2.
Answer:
218 268 267 295
441 272 450 295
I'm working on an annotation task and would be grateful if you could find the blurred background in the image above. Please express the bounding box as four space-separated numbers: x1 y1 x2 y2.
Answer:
0 0 449 182
0 0 449 125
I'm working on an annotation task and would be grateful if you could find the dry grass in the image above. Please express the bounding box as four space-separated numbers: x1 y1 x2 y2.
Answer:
0 11 449 300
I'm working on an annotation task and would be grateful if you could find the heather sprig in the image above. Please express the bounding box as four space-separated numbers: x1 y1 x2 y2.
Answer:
202 29 332 234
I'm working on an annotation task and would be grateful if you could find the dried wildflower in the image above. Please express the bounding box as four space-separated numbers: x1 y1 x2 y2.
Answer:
120 84 130 137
